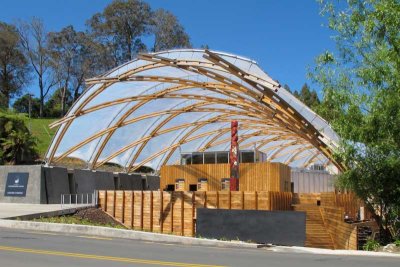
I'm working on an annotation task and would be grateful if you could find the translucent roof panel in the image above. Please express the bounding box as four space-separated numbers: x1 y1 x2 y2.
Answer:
46 49 342 172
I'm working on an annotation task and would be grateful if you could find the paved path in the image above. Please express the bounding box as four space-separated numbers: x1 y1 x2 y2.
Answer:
0 203 89 219
0 228 398 267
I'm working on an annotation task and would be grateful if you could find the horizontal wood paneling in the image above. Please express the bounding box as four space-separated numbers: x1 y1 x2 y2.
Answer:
160 162 291 192
320 206 358 250
321 192 373 220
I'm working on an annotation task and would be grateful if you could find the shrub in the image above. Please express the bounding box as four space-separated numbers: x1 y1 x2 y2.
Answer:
0 112 38 164
363 239 380 251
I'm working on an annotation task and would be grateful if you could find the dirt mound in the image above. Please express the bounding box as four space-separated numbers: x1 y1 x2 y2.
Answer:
74 208 126 228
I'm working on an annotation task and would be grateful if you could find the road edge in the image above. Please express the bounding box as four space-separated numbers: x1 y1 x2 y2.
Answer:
0 219 261 249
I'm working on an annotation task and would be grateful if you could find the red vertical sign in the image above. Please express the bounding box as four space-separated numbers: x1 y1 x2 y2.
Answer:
230 121 239 191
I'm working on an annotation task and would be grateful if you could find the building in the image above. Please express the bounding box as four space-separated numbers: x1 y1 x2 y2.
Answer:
160 150 291 192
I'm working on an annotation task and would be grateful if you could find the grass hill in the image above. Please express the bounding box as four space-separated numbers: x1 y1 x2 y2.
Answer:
23 117 58 158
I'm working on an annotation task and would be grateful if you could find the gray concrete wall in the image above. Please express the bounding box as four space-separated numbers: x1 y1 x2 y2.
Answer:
0 165 46 204
44 167 70 204
73 169 115 194
196 209 306 246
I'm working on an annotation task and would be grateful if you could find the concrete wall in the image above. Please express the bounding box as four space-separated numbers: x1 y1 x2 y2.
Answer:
73 169 115 194
43 167 70 204
0 165 46 204
291 169 336 193
1 165 160 204
196 209 306 246
118 173 144 190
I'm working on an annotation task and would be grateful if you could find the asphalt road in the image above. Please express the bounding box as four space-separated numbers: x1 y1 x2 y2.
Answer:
0 228 398 267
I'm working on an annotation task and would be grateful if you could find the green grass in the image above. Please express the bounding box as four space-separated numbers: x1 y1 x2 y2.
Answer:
33 215 126 229
24 118 58 158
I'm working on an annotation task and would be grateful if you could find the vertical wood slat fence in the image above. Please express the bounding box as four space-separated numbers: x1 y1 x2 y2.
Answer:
98 190 292 237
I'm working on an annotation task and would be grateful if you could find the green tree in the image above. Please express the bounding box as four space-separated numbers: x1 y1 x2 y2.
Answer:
44 88 73 118
311 0 400 241
48 26 98 115
0 112 38 164
291 83 320 108
0 22 30 108
152 9 191 52
87 0 152 66
12 94 41 118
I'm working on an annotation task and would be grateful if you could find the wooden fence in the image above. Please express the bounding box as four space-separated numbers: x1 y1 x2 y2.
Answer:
320 192 373 220
98 190 292 237
320 206 358 250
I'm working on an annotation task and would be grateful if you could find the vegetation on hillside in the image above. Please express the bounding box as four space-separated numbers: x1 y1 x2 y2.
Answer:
0 112 38 164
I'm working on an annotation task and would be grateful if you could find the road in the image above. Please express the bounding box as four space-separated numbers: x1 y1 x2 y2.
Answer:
0 228 398 267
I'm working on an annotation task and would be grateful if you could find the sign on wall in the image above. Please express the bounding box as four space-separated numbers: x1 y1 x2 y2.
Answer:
4 172 29 197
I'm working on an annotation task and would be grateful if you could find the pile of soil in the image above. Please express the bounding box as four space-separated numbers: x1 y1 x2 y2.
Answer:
74 208 126 228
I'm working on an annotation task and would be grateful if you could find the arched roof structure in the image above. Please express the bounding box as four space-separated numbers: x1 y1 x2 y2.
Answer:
45 49 342 173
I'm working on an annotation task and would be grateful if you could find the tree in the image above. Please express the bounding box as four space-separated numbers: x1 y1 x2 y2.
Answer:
152 9 191 52
311 0 400 242
291 83 320 108
12 94 40 118
48 26 97 115
87 0 152 66
0 112 38 164
44 88 73 118
0 22 30 108
18 18 57 117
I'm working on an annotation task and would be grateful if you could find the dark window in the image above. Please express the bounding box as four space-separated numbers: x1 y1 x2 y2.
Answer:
192 153 203 164
241 151 254 163
204 152 216 164
181 154 192 165
216 152 229 163
189 184 197 191
166 184 175 191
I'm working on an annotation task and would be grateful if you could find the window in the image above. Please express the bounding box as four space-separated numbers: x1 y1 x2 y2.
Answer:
181 154 192 165
197 178 208 191
221 178 230 191
216 152 229 163
189 184 197 191
204 152 216 164
165 184 175 191
192 153 203 164
175 179 185 191
241 151 254 163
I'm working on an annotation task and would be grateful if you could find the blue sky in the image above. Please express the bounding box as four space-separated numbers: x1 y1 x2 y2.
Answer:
1 0 337 98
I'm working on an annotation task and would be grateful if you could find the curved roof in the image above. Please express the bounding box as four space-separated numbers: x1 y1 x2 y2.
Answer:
45 49 341 172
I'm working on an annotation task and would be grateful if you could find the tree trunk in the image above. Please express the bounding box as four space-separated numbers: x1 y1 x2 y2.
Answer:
39 75 44 117
60 87 66 116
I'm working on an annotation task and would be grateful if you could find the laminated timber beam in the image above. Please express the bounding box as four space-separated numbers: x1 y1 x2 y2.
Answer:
46 50 343 171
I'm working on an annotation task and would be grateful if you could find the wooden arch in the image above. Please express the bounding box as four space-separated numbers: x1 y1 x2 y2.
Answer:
45 49 342 172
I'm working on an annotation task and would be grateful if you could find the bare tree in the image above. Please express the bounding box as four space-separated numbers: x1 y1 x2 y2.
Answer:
18 18 57 117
